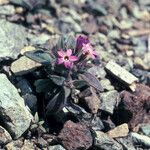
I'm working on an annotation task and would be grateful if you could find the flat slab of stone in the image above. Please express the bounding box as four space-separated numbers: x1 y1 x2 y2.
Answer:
107 123 129 138
0 74 32 139
0 20 28 60
11 56 41 76
105 61 138 90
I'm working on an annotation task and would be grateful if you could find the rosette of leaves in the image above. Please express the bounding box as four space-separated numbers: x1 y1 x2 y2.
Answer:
24 35 103 115
29 112 46 136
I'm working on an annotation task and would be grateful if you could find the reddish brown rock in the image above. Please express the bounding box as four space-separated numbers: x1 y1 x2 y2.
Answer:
58 120 93 150
114 84 150 129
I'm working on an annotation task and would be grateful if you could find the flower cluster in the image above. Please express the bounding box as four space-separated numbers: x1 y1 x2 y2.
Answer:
56 35 97 69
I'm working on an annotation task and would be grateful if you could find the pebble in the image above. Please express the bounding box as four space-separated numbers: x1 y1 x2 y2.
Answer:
0 5 15 15
0 126 12 145
11 56 41 76
107 123 129 138
94 131 123 150
58 120 93 150
100 90 119 114
131 132 150 147
0 20 28 60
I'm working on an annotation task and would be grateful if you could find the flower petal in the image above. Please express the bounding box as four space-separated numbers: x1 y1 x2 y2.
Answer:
57 58 64 64
66 49 72 56
64 61 72 68
57 50 65 57
69 56 78 62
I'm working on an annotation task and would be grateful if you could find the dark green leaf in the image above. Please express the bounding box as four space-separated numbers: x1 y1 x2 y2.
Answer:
46 87 71 115
57 35 76 50
73 80 87 89
79 72 104 92
34 79 52 93
49 75 66 86
24 50 54 65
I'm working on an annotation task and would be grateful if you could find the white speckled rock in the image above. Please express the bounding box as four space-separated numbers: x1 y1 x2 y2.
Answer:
0 74 33 139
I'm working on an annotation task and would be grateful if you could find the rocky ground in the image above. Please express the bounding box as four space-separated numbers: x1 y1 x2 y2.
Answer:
0 0 150 150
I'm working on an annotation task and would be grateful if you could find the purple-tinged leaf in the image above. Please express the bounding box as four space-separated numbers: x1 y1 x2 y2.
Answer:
79 72 104 92
46 87 71 115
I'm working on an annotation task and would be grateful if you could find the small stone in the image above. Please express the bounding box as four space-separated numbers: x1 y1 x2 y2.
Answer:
0 0 9 5
94 131 123 150
0 74 32 139
80 87 100 114
11 56 41 76
22 140 35 150
0 126 12 145
108 30 120 39
48 145 66 150
100 90 119 114
0 5 15 15
0 20 28 60
140 124 150 136
107 123 129 138
105 61 138 91
29 34 50 45
37 137 48 148
20 46 36 55
131 132 150 147
116 136 136 150
100 79 114 91
58 120 93 150
115 84 150 129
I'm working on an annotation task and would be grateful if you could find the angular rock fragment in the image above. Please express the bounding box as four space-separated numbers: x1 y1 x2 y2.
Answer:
100 90 119 114
131 132 150 148
0 20 28 60
0 5 15 15
116 136 136 150
0 126 12 146
105 61 138 91
11 56 41 76
58 120 93 150
0 74 32 139
139 124 150 136
107 123 129 138
79 87 100 114
49 145 66 150
94 131 123 150
114 84 150 129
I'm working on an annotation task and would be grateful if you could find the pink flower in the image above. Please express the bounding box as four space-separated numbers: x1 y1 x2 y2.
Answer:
76 35 89 50
57 49 78 69
82 43 97 59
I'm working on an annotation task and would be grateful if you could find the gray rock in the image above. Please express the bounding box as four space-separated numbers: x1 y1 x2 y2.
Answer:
131 132 150 148
0 126 12 145
94 131 123 150
11 56 41 76
0 74 32 139
0 5 15 15
48 145 66 150
116 136 136 150
100 90 119 114
140 124 150 136
28 34 50 45
100 79 114 91
0 20 28 60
